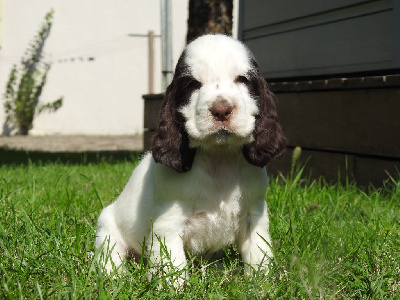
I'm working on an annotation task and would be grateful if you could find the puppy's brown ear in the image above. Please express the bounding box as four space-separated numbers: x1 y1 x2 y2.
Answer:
242 61 286 167
151 54 196 173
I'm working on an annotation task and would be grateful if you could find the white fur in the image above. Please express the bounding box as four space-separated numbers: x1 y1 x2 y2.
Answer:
95 35 274 279
180 35 259 148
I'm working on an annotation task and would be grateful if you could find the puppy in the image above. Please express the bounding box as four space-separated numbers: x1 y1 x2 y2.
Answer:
95 34 286 279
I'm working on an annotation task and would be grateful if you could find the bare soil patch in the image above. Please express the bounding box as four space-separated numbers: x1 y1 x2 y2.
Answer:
0 135 143 152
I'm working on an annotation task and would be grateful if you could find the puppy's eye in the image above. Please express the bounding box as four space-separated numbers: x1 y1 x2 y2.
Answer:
235 75 250 85
187 79 202 90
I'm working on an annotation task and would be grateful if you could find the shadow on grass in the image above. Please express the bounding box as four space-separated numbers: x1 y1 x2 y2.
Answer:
0 148 143 165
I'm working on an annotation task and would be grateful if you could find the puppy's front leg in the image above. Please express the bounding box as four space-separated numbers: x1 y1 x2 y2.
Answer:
238 202 273 274
147 210 188 284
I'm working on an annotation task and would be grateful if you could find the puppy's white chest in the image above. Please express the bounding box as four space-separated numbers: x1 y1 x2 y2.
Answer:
182 197 241 255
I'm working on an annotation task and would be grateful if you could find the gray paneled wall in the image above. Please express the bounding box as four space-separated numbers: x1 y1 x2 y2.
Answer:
240 0 399 79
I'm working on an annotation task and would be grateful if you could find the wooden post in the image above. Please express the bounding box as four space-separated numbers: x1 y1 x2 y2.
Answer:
148 30 154 94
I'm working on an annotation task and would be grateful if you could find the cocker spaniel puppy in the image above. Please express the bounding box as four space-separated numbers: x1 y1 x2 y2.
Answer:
96 34 286 279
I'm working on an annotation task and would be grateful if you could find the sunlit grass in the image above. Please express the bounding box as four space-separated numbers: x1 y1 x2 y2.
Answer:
0 158 399 299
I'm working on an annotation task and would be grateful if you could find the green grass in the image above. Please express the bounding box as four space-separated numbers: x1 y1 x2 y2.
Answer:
0 158 399 299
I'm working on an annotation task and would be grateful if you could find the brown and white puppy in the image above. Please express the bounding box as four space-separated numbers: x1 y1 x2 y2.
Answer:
96 34 286 280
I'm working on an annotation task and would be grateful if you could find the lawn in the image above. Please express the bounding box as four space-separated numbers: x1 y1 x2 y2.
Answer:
0 156 399 299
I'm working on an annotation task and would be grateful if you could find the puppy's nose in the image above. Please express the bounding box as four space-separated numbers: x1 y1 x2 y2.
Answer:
210 101 233 122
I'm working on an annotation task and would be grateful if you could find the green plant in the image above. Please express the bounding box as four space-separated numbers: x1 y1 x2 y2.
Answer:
3 9 63 135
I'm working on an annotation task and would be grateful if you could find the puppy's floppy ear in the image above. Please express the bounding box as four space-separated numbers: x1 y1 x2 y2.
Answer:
242 60 286 167
151 53 196 173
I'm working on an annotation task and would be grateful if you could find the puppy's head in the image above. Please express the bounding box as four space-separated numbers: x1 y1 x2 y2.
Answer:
152 34 286 173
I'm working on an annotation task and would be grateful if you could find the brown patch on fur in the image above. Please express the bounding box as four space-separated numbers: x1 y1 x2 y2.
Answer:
242 59 287 167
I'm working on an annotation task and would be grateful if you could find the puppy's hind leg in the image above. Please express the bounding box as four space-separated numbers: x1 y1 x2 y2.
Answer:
95 205 128 273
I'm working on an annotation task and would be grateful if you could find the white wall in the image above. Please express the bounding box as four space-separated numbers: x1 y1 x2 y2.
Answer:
0 0 188 135
0 0 239 135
